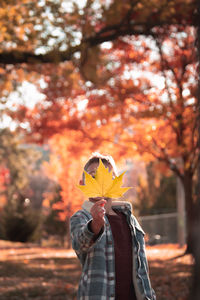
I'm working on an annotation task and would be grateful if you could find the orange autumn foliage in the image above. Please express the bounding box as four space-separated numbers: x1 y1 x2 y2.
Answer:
0 166 9 208
43 130 95 219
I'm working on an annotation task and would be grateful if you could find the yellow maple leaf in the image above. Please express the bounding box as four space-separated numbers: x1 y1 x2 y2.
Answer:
77 159 132 198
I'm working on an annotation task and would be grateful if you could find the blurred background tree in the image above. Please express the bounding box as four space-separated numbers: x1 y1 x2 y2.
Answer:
136 162 176 216
0 128 41 241
43 185 67 247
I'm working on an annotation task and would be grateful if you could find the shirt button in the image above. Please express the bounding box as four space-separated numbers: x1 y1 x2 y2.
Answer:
108 276 114 280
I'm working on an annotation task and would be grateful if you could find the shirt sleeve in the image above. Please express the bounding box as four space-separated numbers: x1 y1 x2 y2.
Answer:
70 210 105 256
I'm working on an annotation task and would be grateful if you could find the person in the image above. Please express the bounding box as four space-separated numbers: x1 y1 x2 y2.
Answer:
70 153 156 300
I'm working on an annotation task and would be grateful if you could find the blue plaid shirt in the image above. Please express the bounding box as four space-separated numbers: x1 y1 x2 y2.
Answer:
70 201 156 300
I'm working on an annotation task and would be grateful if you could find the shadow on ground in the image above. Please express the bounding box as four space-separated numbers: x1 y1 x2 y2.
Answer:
0 254 81 300
150 259 192 300
0 242 193 300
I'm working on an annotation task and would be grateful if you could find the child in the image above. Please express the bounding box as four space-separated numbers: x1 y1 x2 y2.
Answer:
70 153 156 300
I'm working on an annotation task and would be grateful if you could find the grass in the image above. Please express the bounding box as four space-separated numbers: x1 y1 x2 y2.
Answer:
0 241 193 300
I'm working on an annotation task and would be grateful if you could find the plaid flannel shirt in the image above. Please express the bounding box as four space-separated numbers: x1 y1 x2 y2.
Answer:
70 201 156 300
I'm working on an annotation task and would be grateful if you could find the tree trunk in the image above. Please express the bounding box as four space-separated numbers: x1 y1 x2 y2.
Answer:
66 217 72 249
190 206 200 299
176 177 186 247
190 3 200 297
182 171 195 254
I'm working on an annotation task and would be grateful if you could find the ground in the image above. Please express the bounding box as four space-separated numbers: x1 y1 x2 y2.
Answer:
0 240 193 300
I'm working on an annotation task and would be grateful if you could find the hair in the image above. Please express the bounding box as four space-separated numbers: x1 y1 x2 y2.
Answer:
82 152 118 182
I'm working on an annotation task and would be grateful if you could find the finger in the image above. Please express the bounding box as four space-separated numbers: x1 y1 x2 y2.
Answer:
98 210 105 217
93 206 105 216
89 197 102 202
104 197 111 201
95 206 105 214
91 206 104 215
96 199 106 206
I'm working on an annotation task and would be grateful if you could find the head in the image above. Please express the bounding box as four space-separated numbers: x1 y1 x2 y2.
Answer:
80 152 117 185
